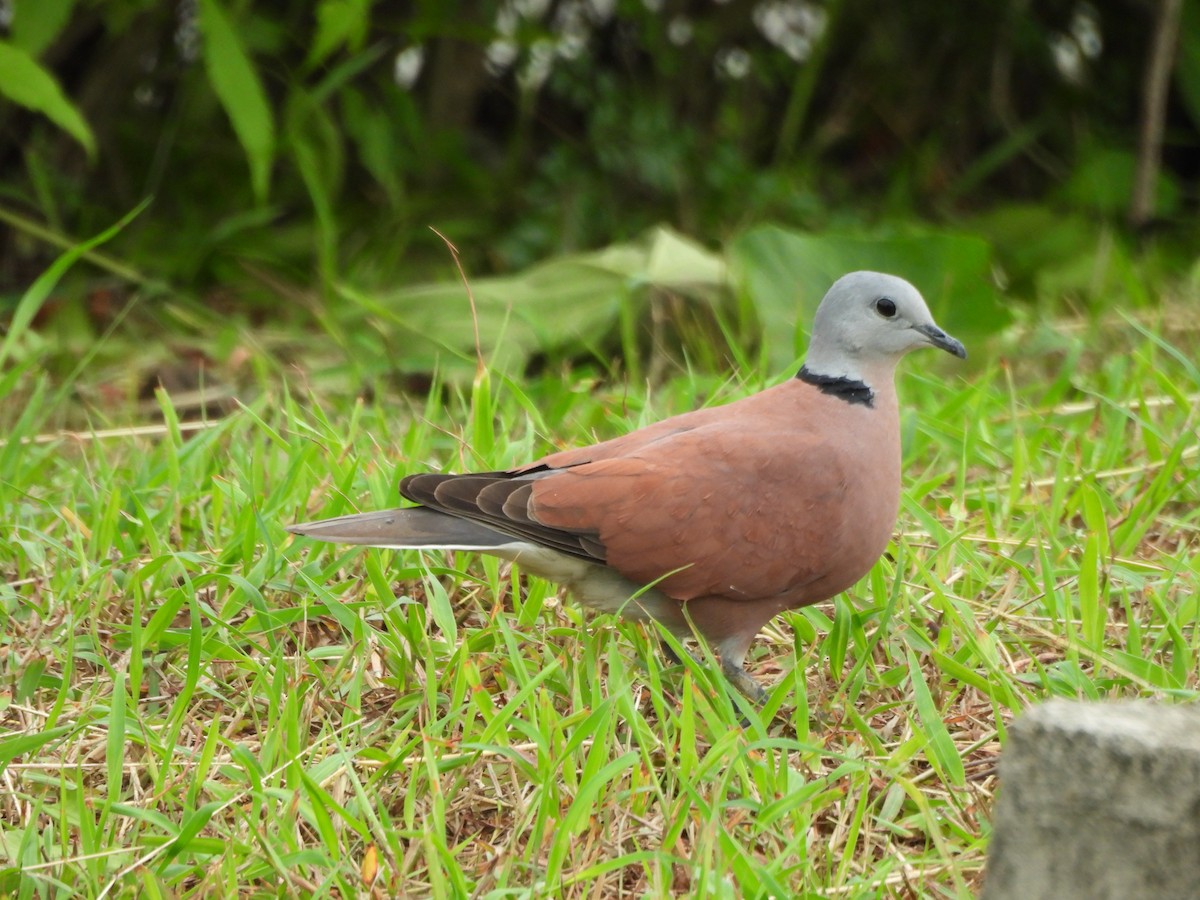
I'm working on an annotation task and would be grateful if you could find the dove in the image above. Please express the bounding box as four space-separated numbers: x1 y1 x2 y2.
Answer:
288 271 966 700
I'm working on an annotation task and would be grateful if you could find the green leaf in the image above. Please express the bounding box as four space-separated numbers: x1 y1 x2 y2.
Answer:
286 88 344 280
10 0 77 57
166 802 224 856
309 0 375 67
0 726 73 771
544 753 638 881
827 595 851 678
729 225 1002 369
1078 480 1111 562
342 226 724 380
907 650 966 787
423 573 457 648
1079 530 1105 649
197 0 276 202
0 200 148 369
0 40 95 155
968 203 1100 295
1058 146 1180 218
341 87 403 205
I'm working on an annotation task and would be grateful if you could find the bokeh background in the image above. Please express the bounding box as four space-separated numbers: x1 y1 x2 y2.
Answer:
3 0 1198 393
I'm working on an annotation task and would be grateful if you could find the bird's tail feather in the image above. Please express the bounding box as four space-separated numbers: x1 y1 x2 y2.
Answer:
287 507 516 550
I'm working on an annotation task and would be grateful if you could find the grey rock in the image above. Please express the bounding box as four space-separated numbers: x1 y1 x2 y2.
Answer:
983 699 1200 900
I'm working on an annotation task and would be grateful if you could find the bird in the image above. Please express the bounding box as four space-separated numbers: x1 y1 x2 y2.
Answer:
287 271 966 701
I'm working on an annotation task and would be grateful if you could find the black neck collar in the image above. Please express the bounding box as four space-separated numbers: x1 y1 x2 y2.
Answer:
796 365 874 407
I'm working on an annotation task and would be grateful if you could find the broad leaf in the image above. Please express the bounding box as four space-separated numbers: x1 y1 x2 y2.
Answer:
10 0 76 57
1058 146 1180 218
309 0 375 67
198 0 276 202
341 226 724 379
0 40 94 155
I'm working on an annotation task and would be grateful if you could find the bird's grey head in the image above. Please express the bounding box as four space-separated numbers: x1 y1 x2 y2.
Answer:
803 271 966 382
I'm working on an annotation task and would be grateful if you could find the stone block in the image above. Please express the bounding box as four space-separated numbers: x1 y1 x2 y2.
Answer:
983 699 1200 900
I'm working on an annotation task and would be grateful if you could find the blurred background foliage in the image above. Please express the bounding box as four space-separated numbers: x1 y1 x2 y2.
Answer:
1 0 1199 385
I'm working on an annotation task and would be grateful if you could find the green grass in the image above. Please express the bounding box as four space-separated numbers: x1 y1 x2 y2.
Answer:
1 289 1198 898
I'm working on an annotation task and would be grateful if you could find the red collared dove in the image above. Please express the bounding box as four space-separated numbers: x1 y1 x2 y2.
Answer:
289 271 966 699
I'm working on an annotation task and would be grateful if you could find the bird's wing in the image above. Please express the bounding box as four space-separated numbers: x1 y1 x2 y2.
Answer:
525 422 853 602
399 470 608 562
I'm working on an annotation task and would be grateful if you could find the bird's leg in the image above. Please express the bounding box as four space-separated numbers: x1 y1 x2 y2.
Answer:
659 635 683 665
659 636 700 667
721 657 768 705
663 616 769 707
664 635 768 706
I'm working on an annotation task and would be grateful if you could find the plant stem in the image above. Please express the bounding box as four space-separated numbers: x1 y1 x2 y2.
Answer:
0 204 156 288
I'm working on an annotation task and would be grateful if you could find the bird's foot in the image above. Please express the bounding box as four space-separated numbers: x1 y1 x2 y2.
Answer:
660 637 768 713
721 658 768 706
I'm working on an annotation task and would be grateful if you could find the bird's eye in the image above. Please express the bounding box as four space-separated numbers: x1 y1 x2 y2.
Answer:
875 297 897 318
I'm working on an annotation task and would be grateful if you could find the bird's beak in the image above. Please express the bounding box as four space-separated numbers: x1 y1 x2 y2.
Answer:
916 323 967 359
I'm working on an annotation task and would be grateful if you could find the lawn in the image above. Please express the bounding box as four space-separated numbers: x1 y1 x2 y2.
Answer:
1 273 1198 897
